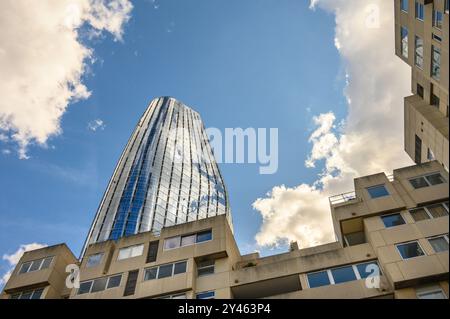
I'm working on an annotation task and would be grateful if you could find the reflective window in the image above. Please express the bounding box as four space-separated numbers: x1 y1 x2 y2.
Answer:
381 213 406 228
144 260 187 281
431 46 441 81
415 1 424 20
19 257 53 274
396 241 425 259
86 253 103 268
117 244 144 260
307 271 330 288
401 26 408 58
197 230 212 243
78 274 123 295
417 287 447 299
410 173 446 189
331 266 357 284
401 0 408 12
367 185 389 199
158 264 173 279
164 237 181 250
196 291 215 299
428 235 449 253
433 10 443 29
107 274 122 289
144 267 158 281
173 261 187 275
78 281 93 295
91 277 108 293
409 176 428 189
415 36 423 69
356 262 381 279
181 234 196 247
409 208 430 222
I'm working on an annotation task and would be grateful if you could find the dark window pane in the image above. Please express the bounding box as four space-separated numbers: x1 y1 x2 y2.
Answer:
196 230 212 243
307 271 330 288
10 294 20 299
410 208 430 222
107 275 122 289
19 262 32 274
19 291 33 299
78 281 92 295
410 177 428 189
367 185 389 199
144 268 158 281
356 262 381 279
29 259 42 272
426 173 445 186
146 241 159 263
31 288 44 299
381 214 405 228
427 204 448 218
173 261 187 275
397 242 425 259
40 257 53 269
123 270 139 296
344 231 366 246
158 264 173 279
331 266 357 284
414 135 422 164
91 277 108 293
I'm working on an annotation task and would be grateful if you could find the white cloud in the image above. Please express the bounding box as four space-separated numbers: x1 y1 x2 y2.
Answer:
1 243 47 286
253 0 413 249
88 119 106 131
1 149 11 155
0 0 132 159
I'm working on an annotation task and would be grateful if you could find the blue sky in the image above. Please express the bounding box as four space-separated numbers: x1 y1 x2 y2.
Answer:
0 0 412 284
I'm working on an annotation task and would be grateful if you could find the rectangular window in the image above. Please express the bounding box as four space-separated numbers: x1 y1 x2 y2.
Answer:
19 257 53 274
414 134 422 163
401 0 408 12
415 36 424 69
427 203 449 218
410 173 446 189
196 230 213 243
431 46 441 80
396 241 425 259
164 236 181 250
367 185 389 199
144 267 158 281
432 33 442 42
431 93 440 108
307 271 331 288
197 260 215 276
146 241 159 263
433 10 443 29
400 26 408 58
196 291 215 299
356 261 381 279
417 286 447 299
415 1 424 20
428 235 449 253
181 234 196 247
123 270 139 296
11 288 45 300
91 277 108 293
381 213 406 228
344 231 366 247
86 253 103 268
157 264 174 279
410 207 431 221
117 244 144 260
416 83 424 98
107 274 122 289
330 266 357 284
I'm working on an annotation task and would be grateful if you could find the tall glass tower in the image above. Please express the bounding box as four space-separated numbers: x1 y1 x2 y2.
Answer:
84 97 231 251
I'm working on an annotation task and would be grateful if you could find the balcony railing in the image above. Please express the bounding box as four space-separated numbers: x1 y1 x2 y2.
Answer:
329 191 357 205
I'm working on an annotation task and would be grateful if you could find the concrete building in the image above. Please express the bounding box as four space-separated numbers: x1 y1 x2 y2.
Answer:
394 0 449 170
2 161 447 299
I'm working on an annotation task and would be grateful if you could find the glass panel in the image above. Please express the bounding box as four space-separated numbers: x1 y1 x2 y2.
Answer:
415 36 423 68
181 234 196 247
431 46 441 80
158 264 173 279
409 208 430 222
429 237 449 253
29 259 43 272
19 291 33 299
107 275 122 289
330 266 357 284
91 277 108 293
164 237 181 250
397 242 425 259
401 0 408 11
40 257 53 269
196 291 215 299
401 27 408 58
31 288 44 299
425 173 445 186
19 262 32 274
196 230 212 243
356 262 381 279
118 248 130 260
173 261 187 275
381 214 405 228
367 185 389 199
144 268 158 281
131 244 144 257
427 204 448 218
409 177 428 189
417 291 446 299
307 271 330 288
78 281 93 295
86 253 103 268
344 231 366 246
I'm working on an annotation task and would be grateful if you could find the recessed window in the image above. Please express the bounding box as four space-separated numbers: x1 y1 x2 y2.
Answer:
173 261 187 275
164 237 181 250
163 230 213 251
107 274 122 289
181 234 196 247
410 207 431 221
307 271 331 288
10 288 44 300
433 10 443 29
117 244 144 260
197 230 213 243
158 264 174 279
91 277 108 293
409 173 446 189
431 46 441 81
410 202 449 222
416 83 424 98
144 260 187 281
367 185 389 199
86 253 103 268
428 235 449 253
401 26 408 58
344 231 366 247
196 291 215 299
330 266 357 284
78 274 122 295
414 36 424 69
78 281 93 295
415 1 424 20
417 286 447 299
396 241 425 259
19 257 53 274
401 0 408 12
381 213 406 228
432 34 442 42
197 260 215 276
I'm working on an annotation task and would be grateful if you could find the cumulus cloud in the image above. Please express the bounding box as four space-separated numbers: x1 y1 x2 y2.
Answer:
1 243 47 286
0 0 132 159
88 119 106 131
253 0 413 249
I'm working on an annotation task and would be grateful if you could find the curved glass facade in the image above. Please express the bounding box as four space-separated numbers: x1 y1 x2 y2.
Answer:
84 97 230 248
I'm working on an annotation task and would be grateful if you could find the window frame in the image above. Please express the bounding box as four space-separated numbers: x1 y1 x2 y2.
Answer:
117 244 144 261
196 291 215 299
400 26 409 59
415 1 424 20
366 184 390 199
401 0 409 12
381 212 406 228
409 202 449 221
197 260 215 277
396 240 426 260
19 256 53 274
86 253 104 268
409 172 446 189
416 285 447 299
431 45 441 81
143 260 188 281
432 9 443 29
77 273 123 295
427 234 449 253
414 35 424 69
